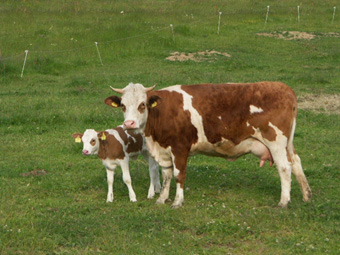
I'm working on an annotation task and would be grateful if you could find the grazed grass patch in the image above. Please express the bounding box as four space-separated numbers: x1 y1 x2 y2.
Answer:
257 31 340 40
166 50 231 62
298 94 340 114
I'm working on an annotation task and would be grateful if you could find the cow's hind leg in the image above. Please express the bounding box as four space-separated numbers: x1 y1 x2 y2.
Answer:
289 147 312 202
270 148 292 207
287 118 312 202
156 166 173 205
261 133 292 207
147 155 161 199
142 152 161 199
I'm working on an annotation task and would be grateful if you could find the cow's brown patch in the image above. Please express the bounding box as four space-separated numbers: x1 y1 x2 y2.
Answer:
145 90 198 152
181 82 296 144
166 50 231 62
138 102 146 113
298 94 340 115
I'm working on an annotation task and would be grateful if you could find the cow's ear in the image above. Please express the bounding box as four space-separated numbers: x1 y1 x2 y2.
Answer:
148 95 162 108
72 133 83 143
104 96 121 108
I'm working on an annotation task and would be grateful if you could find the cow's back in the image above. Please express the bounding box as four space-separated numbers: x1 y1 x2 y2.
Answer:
181 82 297 143
145 82 297 152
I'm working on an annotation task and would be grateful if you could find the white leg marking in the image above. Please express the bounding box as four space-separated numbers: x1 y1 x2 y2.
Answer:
256 122 292 207
171 183 184 208
277 161 292 207
106 168 115 202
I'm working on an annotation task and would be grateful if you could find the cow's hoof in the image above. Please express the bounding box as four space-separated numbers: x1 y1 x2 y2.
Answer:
278 202 289 208
303 190 312 202
171 202 183 209
156 198 166 204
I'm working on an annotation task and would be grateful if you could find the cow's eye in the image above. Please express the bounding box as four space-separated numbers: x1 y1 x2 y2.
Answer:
90 139 96 146
122 104 126 112
138 102 146 113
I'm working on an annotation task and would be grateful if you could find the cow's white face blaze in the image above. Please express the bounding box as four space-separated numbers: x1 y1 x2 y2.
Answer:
82 129 99 155
120 83 149 131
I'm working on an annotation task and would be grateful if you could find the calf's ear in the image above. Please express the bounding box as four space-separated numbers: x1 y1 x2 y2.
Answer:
98 131 108 141
148 95 162 108
104 96 121 108
72 133 83 143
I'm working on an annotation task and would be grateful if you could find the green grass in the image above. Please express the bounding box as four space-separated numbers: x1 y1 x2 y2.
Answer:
1 0 340 254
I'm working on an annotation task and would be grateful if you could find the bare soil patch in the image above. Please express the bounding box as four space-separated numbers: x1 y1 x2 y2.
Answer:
166 50 231 62
298 94 340 114
20 169 48 177
257 31 340 40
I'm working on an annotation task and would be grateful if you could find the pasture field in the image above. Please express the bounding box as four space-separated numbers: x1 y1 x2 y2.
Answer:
1 0 340 254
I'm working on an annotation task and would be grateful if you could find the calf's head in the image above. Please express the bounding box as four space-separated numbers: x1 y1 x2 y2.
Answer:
105 83 158 132
73 129 99 155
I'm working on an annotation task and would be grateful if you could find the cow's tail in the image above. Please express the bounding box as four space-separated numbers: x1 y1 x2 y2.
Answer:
287 117 297 159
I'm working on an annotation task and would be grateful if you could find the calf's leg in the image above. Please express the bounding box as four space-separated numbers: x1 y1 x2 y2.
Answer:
106 168 115 202
120 160 137 202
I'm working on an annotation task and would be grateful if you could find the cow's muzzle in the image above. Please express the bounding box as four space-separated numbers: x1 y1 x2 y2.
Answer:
123 120 136 129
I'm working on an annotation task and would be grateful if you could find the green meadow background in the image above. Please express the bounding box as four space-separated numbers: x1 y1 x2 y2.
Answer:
1 0 340 254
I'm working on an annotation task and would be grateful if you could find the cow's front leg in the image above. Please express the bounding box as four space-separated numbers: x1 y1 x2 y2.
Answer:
120 159 137 202
156 166 173 204
106 167 115 202
171 151 188 208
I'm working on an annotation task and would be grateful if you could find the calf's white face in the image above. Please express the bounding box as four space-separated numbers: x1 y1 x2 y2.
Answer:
82 129 99 155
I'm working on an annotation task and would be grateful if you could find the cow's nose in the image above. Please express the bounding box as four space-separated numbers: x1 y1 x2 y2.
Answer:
124 120 136 129
82 150 89 155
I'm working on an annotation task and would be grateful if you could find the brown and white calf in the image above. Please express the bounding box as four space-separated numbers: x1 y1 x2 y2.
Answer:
73 126 161 202
104 82 312 208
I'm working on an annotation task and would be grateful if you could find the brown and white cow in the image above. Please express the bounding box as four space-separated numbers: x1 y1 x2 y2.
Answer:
73 126 161 202
104 82 312 208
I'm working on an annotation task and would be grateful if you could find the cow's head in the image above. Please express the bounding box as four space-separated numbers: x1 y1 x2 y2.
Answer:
104 83 158 132
73 129 99 155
